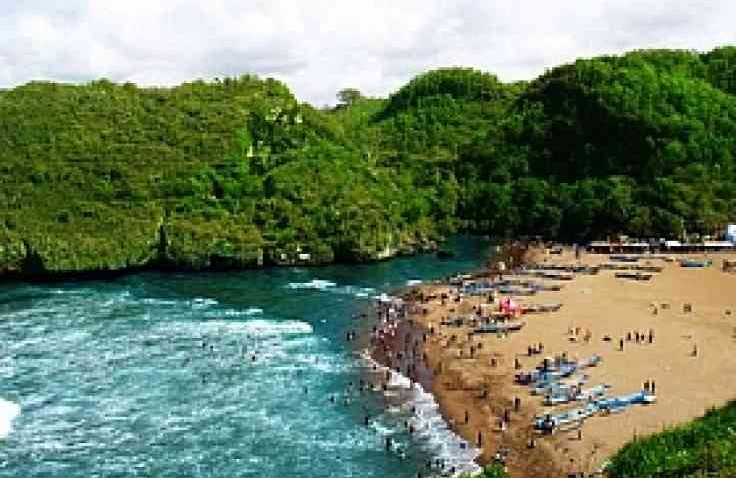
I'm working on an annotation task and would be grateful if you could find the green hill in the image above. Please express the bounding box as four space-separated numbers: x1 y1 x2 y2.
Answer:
1 47 736 278
0 76 450 277
606 401 736 478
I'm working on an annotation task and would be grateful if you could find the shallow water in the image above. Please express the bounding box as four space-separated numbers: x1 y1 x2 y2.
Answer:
0 236 490 478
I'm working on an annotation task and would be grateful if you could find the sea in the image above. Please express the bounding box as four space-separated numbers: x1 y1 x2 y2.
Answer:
0 236 491 478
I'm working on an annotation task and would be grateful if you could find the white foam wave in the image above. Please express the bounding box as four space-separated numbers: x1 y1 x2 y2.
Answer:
155 318 313 340
373 293 397 303
212 307 264 318
0 398 21 439
240 319 313 336
285 280 376 299
361 353 482 476
336 285 376 297
191 297 219 308
286 279 337 290
407 279 423 286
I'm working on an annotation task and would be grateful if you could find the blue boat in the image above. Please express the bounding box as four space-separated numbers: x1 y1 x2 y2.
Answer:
679 258 712 268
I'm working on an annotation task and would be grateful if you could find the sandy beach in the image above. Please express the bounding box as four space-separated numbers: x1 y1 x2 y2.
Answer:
371 245 736 477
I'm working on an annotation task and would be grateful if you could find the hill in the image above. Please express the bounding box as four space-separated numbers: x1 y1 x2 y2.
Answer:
607 401 736 477
1 47 736 278
0 77 451 277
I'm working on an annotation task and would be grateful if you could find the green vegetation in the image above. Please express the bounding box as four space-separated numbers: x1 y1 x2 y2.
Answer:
1 46 735 277
0 76 445 276
607 401 736 477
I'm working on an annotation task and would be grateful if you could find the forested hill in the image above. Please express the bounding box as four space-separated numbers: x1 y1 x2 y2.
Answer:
1 47 735 278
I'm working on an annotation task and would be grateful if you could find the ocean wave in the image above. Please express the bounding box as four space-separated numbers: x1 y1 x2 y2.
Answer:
360 352 482 477
409 386 482 476
190 297 219 308
239 319 313 336
162 319 314 338
0 398 21 439
406 279 423 286
286 279 337 290
373 293 399 303
337 285 376 298
286 280 375 298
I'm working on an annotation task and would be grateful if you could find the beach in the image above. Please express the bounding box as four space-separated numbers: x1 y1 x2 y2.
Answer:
370 246 736 476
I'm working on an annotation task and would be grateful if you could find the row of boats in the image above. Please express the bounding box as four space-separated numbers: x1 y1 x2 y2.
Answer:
517 355 656 433
534 390 656 432
457 279 563 297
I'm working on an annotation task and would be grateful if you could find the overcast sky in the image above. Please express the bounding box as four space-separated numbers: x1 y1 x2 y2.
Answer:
1 1 734 105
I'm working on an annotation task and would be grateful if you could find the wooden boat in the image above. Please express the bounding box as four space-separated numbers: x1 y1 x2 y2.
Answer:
615 272 653 281
679 258 712 268
609 254 640 262
523 303 563 313
473 321 524 334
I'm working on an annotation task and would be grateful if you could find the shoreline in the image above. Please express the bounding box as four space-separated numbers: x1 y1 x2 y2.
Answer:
370 243 736 477
366 243 563 477
0 237 462 285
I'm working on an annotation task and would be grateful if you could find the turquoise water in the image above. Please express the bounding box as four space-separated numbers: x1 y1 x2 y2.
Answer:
0 237 490 478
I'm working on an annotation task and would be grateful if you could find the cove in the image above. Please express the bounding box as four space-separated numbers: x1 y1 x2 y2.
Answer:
0 236 490 478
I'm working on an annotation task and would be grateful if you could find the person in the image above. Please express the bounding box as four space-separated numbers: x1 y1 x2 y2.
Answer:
619 338 625 351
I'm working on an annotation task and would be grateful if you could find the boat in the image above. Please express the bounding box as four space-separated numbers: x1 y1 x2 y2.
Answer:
539 271 574 280
497 286 536 296
544 383 611 405
609 254 640 262
531 374 588 396
473 321 524 334
534 390 655 432
679 258 712 268
615 272 653 281
516 354 601 385
523 303 563 313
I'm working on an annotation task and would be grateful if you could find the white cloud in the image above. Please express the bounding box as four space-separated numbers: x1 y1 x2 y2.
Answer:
0 0 734 104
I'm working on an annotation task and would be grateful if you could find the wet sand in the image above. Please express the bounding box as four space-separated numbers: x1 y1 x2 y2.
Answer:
376 246 736 476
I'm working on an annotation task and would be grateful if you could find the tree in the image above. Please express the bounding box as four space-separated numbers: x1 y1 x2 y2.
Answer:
336 88 364 107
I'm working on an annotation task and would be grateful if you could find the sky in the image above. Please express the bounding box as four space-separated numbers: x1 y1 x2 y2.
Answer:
0 1 734 105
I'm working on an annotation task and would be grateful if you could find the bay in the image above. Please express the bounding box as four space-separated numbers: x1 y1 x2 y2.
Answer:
0 236 490 478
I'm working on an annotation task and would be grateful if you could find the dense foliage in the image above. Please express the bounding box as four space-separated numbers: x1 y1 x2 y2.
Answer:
458 49 736 240
1 46 735 276
607 401 736 477
0 77 447 276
